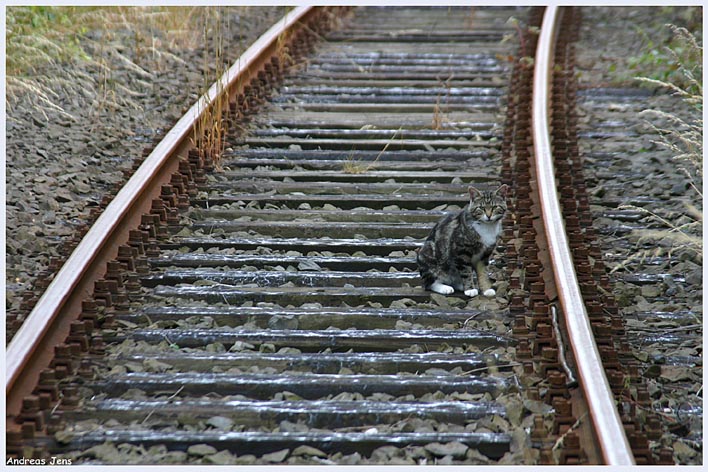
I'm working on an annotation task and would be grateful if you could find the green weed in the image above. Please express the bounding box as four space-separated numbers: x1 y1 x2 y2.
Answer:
616 24 702 269
618 7 701 91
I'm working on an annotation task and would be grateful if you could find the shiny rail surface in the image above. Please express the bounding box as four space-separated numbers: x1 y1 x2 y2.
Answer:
532 7 633 465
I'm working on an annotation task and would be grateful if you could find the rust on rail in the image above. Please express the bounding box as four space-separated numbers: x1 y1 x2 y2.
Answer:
532 6 634 466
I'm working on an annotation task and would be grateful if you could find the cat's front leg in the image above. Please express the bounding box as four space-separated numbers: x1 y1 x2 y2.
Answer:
430 280 455 295
461 268 478 297
431 270 462 295
474 260 496 297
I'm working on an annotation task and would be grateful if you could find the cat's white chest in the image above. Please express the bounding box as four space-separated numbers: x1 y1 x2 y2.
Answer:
471 219 501 247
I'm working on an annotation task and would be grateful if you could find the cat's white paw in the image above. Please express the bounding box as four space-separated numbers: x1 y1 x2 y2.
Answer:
464 288 479 297
430 282 455 295
483 288 496 297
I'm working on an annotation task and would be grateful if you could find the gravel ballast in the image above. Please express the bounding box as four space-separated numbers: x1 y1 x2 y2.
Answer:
576 7 702 465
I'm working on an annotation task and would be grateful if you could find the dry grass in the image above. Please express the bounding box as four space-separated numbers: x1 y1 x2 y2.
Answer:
432 76 453 130
6 7 244 124
635 27 702 195
615 25 702 268
628 15 702 91
7 6 259 171
612 205 702 272
6 7 226 73
191 8 231 171
342 127 401 174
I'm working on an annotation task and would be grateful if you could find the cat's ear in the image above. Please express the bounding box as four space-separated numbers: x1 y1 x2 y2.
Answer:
468 187 481 200
496 184 509 198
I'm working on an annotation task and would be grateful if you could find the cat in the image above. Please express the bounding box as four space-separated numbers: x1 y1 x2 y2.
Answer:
417 184 507 297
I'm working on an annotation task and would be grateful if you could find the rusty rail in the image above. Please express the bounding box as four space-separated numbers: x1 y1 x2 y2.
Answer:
5 5 326 416
532 6 634 465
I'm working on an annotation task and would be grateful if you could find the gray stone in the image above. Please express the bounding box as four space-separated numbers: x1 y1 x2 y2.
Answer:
292 445 327 458
424 442 469 459
187 444 218 457
370 445 401 462
261 448 290 463
298 260 322 271
268 315 299 330
206 416 234 430
338 452 362 464
233 454 258 465
204 450 236 465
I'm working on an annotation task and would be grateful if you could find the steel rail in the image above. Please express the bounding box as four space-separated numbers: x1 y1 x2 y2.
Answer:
6 6 321 414
532 7 635 465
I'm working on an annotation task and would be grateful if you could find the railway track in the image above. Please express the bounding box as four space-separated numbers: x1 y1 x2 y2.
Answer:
6 6 683 465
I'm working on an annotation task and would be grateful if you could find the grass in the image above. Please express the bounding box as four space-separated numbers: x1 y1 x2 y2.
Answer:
6 6 284 172
191 8 231 171
5 6 236 76
7 7 94 120
342 127 402 174
624 9 702 93
432 76 453 130
6 7 252 125
615 23 702 268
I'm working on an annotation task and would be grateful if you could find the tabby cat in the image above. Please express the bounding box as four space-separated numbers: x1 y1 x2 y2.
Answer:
417 184 507 297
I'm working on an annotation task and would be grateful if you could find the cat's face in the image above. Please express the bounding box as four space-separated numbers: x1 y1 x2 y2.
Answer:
468 185 508 222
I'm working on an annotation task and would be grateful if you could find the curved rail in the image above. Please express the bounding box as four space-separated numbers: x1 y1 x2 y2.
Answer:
532 6 634 465
6 6 323 413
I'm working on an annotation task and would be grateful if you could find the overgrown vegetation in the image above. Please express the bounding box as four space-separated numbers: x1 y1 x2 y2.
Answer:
622 7 702 92
616 22 702 267
637 23 702 192
191 8 231 171
6 6 245 123
6 6 213 75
